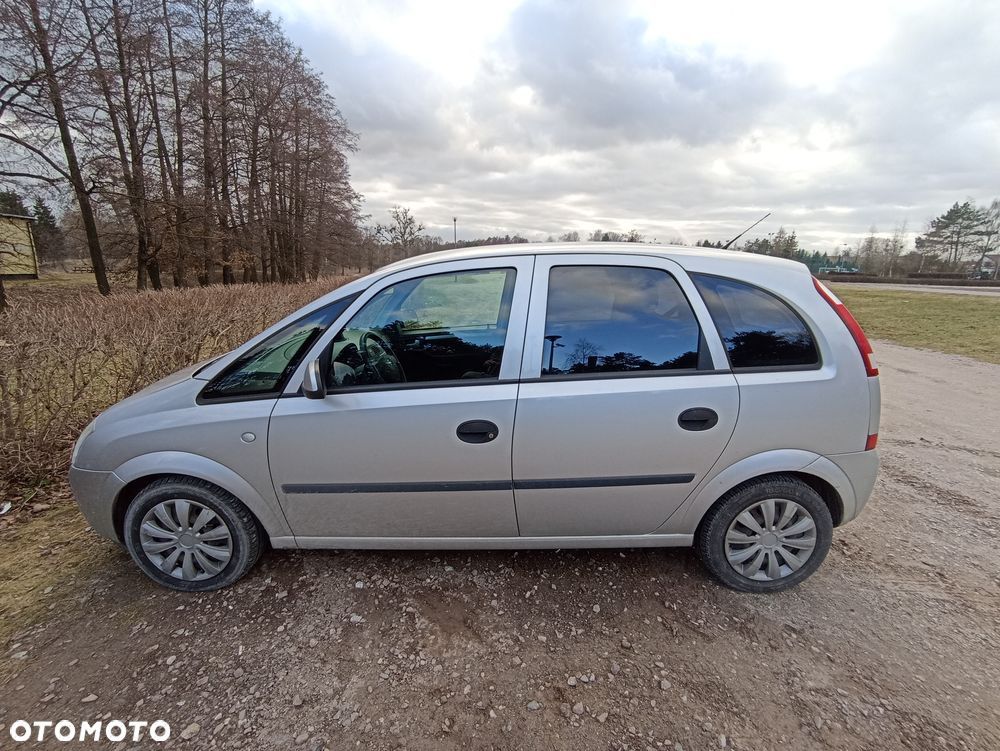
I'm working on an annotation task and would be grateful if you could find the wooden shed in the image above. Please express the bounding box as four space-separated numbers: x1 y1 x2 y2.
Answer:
0 212 39 279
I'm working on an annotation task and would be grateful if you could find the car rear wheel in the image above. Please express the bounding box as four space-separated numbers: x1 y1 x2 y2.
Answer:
123 477 263 592
696 475 832 593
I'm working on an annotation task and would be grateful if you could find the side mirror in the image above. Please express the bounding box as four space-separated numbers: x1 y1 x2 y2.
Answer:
301 358 327 400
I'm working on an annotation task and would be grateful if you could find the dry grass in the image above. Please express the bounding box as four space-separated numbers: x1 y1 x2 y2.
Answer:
0 277 352 501
0 499 107 664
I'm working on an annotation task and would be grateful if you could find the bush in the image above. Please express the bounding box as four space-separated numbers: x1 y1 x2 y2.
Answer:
0 279 350 496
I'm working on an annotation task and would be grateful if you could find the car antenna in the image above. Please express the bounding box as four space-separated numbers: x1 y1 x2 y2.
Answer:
722 212 771 250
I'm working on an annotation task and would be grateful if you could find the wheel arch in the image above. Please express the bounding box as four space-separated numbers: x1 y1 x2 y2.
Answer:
661 449 855 535
110 452 293 543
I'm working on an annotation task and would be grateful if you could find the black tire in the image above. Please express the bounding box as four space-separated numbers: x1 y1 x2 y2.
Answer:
695 474 833 593
123 477 263 592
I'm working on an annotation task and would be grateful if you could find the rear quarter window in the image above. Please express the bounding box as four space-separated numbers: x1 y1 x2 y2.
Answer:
692 274 819 369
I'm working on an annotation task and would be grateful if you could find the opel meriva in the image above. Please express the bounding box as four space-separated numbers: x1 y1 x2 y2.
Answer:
70 244 881 593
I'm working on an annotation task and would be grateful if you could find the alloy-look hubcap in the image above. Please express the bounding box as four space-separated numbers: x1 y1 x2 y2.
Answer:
725 498 817 581
139 499 233 581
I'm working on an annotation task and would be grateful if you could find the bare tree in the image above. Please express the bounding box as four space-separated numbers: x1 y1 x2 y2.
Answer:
973 199 999 278
3 0 360 289
882 221 908 277
0 0 111 293
381 205 424 260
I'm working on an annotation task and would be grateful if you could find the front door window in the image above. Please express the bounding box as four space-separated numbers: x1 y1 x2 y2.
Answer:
327 268 516 388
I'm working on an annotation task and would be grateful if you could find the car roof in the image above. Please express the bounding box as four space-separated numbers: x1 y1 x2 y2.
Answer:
377 242 808 275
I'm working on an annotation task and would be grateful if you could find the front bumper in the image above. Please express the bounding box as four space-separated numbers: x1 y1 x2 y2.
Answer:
68 466 125 542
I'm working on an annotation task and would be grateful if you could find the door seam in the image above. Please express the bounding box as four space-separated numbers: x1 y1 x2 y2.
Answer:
509 256 537 536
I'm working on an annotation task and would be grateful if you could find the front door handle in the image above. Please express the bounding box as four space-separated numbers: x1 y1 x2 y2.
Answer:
678 407 719 431
457 420 499 444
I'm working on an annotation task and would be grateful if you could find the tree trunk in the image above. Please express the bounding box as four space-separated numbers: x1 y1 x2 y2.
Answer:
162 0 189 287
200 0 216 284
80 0 160 291
291 99 304 281
27 0 109 295
216 0 234 284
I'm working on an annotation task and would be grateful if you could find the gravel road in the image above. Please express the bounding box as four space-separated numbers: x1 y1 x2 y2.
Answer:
2 341 999 750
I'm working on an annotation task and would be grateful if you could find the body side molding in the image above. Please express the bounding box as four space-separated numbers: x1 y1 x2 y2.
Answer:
281 473 696 495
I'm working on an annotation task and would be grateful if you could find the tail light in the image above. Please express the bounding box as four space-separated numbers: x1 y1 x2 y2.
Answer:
865 433 879 451
812 277 879 377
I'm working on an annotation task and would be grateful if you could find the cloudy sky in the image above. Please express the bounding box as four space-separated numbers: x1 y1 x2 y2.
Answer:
256 0 999 251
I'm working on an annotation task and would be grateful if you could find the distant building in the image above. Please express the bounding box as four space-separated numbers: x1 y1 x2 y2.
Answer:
0 212 39 279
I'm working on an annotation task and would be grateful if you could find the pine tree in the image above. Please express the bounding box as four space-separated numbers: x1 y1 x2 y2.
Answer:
31 197 64 262
916 202 987 269
0 190 28 215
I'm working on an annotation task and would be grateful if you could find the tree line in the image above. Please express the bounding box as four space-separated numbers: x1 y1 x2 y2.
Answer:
352 206 1000 280
687 199 999 279
1 0 359 293
828 199 999 278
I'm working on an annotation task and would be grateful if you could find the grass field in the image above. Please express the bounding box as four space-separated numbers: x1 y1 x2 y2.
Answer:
833 286 1000 364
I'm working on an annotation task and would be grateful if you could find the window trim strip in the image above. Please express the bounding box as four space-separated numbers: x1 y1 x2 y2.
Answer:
520 369 729 384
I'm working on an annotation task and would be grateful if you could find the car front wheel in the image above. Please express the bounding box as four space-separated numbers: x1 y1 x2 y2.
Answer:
696 475 833 593
123 477 263 592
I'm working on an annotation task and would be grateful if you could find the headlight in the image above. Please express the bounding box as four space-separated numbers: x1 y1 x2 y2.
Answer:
71 419 98 466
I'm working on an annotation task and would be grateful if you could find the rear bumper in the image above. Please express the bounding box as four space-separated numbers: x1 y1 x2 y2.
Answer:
68 466 125 542
826 449 880 523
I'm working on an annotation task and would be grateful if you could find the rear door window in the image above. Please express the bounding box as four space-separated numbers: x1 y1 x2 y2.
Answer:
692 274 819 369
541 265 701 376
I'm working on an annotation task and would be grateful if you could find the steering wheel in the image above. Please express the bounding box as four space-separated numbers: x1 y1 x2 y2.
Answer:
358 330 407 384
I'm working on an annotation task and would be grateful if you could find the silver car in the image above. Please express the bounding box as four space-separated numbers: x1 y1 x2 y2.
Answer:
70 244 881 593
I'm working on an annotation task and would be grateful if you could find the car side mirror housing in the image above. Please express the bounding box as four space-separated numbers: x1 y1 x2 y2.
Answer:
301 358 327 400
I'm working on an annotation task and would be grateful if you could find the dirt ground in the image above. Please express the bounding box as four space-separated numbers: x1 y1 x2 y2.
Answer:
1 340 998 750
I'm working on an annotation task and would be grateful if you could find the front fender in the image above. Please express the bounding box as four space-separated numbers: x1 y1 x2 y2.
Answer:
655 449 857 534
113 451 293 540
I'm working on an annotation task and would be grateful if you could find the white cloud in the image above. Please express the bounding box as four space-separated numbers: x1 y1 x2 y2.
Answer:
256 0 1000 250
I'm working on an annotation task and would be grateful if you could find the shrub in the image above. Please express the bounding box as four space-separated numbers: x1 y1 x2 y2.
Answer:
0 279 350 497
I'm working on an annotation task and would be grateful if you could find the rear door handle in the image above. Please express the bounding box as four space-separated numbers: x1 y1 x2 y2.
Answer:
456 420 499 444
678 407 719 431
